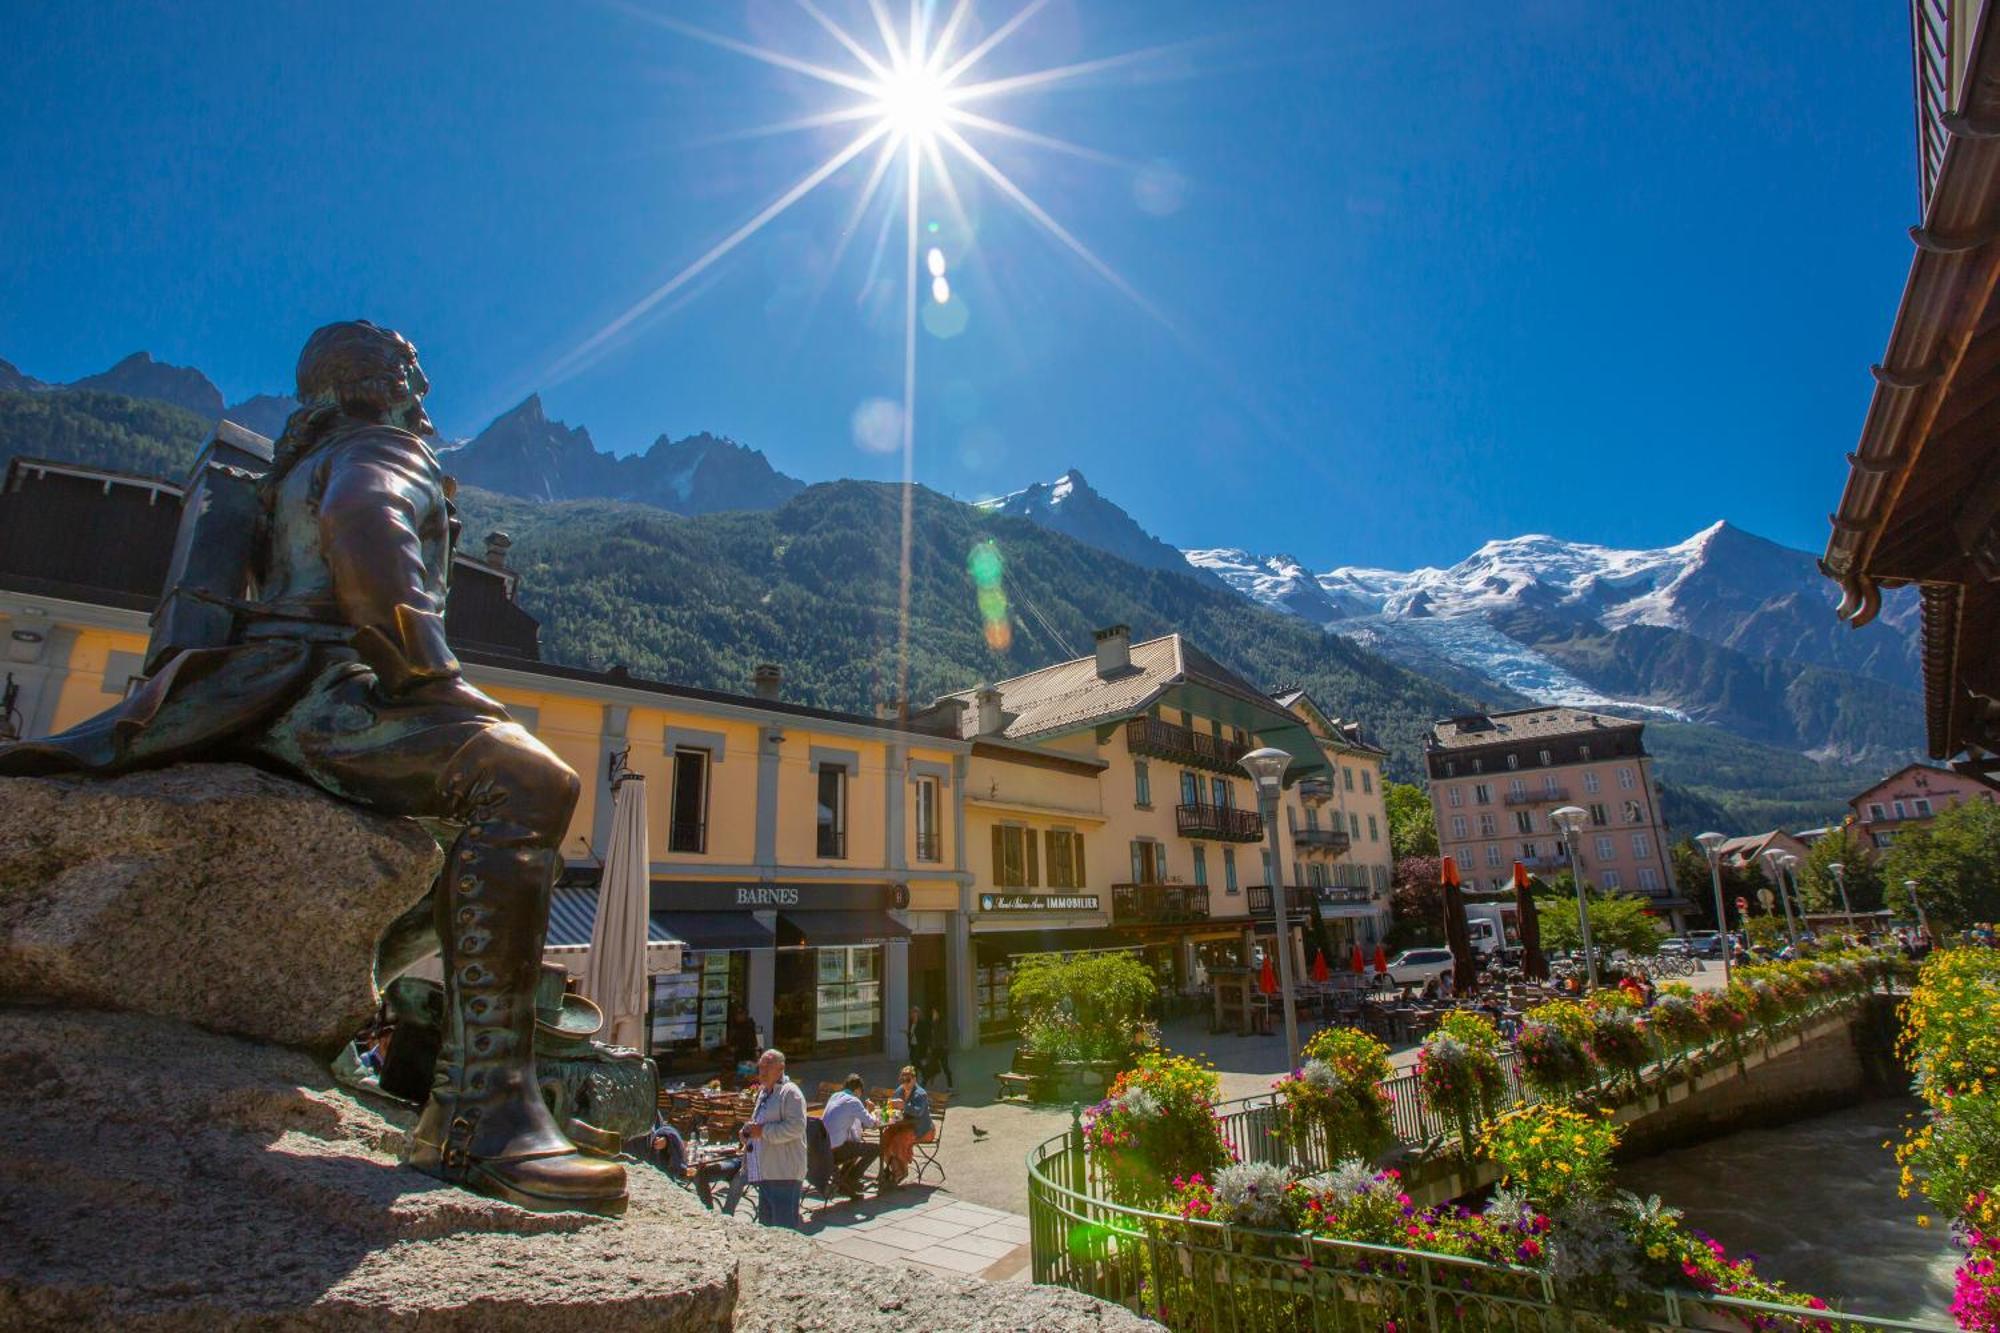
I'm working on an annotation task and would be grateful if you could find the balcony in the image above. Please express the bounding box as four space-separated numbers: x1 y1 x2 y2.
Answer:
1111 882 1211 925
1125 717 1251 774
1291 825 1351 853
1296 777 1334 805
1175 802 1263 842
1247 884 1317 918
1503 786 1570 807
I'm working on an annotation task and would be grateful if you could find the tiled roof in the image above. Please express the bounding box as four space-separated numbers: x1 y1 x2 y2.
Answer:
1426 706 1638 751
936 633 1282 742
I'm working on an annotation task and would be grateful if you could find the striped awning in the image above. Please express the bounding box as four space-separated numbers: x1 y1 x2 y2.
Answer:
545 885 683 973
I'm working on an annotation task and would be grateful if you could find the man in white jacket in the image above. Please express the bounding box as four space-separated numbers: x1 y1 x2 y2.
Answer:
743 1049 808 1228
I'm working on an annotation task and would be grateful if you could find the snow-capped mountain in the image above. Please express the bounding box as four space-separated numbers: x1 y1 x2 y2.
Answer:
1184 522 1923 763
979 469 1216 582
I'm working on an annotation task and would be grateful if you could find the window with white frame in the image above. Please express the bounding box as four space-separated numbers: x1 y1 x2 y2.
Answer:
1368 815 1379 842
1506 753 1519 769
1514 810 1533 834
1451 814 1468 839
1223 848 1239 893
1579 744 1591 761
1617 767 1635 790
1522 842 1538 860
1584 772 1601 794
1509 778 1526 799
1349 812 1361 837
1637 867 1661 892
1589 802 1608 826
1602 870 1622 889
1543 774 1561 796
1624 800 1644 824
1595 836 1614 861
1916 798 1934 817
1869 802 1886 820
1485 845 1502 867
1631 832 1652 859
1479 813 1497 836
1343 766 1355 790
1473 783 1492 805
1361 770 1373 794
1448 786 1464 808
1538 749 1552 766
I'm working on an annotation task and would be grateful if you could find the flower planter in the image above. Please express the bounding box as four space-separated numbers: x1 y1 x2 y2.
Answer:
1039 1058 1130 1104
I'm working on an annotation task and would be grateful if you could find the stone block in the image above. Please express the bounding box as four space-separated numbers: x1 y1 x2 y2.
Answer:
0 764 442 1054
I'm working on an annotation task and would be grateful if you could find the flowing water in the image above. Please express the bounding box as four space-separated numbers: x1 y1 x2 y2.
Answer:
1617 1097 1955 1322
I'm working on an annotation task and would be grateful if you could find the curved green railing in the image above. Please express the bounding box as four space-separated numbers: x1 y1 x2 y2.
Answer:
1025 988 1946 1331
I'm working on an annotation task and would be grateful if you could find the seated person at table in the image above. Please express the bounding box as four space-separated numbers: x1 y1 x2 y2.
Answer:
877 1065 933 1189
820 1073 881 1198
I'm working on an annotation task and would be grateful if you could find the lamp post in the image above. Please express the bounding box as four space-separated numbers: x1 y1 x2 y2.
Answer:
1763 850 1801 949
1904 878 1932 942
1242 746 1300 1071
1695 832 1732 987
1550 805 1597 989
1827 861 1856 940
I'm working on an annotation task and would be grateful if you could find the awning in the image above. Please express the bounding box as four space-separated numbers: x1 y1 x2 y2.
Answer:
544 884 683 974
777 909 911 948
653 911 775 952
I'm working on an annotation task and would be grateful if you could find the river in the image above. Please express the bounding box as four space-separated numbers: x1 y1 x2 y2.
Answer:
1617 1097 1955 1322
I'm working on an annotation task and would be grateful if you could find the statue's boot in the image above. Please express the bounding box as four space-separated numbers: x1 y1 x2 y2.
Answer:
405 822 627 1214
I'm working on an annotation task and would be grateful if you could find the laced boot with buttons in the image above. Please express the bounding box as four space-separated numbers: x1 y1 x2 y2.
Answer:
405 822 627 1214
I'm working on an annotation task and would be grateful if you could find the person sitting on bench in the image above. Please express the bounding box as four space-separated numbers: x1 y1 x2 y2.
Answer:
819 1073 881 1198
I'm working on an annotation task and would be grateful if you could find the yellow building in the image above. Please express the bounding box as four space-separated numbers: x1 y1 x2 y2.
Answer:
1273 689 1393 952
923 626 1388 1027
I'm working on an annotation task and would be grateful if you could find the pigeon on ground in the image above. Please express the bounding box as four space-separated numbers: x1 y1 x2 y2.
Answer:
970 1125 989 1140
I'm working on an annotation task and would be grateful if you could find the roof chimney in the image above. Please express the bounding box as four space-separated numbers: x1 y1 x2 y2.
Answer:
975 685 1004 736
752 663 782 701
1093 623 1131 678
483 530 513 568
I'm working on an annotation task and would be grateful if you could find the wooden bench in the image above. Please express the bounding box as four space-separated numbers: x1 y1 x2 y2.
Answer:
994 1071 1036 1101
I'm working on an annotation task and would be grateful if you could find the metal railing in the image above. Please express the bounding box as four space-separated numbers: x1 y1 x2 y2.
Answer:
1317 885 1373 907
1175 802 1263 842
1027 986 1931 1332
1503 786 1569 807
815 826 845 859
1291 825 1351 852
1111 882 1210 925
667 818 706 854
1125 717 1251 773
914 830 941 862
1246 883 1316 918
1296 777 1334 804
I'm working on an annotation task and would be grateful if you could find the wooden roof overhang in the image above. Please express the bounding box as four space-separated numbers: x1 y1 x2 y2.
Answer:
1826 1 2000 760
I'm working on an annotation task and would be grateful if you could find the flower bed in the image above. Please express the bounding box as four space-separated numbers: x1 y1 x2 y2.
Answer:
1896 948 2000 1331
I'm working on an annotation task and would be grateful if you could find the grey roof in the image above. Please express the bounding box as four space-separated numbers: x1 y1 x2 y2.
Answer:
936 632 1284 742
1427 706 1640 751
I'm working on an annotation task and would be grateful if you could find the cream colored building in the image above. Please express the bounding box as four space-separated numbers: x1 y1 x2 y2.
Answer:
1273 689 1393 947
1423 707 1690 929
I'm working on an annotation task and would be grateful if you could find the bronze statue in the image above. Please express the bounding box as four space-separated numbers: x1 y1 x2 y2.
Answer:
0 321 626 1215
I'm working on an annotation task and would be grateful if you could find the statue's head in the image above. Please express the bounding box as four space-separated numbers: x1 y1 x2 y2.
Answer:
295 320 433 437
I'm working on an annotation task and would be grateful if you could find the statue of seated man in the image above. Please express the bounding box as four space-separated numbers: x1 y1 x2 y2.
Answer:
0 320 626 1215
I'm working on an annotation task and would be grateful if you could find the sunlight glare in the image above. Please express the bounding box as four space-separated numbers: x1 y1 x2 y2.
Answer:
871 57 953 143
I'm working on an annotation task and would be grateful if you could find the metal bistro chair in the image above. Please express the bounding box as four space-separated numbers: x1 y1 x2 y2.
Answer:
911 1090 949 1186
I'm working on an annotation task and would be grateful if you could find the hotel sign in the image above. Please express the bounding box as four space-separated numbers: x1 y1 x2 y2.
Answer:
979 893 1100 913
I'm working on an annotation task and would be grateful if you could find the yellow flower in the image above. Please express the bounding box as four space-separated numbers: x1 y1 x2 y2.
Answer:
1917 1214 1932 1228
1646 1244 1667 1260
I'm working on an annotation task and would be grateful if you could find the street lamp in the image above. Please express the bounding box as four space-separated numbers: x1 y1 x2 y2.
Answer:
1827 861 1856 939
1695 832 1732 986
1550 805 1597 989
1241 745 1300 1070
1904 878 1932 942
1763 850 1801 949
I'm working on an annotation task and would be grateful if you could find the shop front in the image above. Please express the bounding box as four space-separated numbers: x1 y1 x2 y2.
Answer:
649 879 909 1065
968 890 1115 1040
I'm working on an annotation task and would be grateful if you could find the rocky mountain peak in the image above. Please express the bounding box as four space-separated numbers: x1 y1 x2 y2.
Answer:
71 351 224 420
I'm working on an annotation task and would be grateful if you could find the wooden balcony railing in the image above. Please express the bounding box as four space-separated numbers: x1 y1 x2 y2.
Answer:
1175 802 1263 842
1291 825 1351 853
1110 882 1211 925
1124 717 1251 774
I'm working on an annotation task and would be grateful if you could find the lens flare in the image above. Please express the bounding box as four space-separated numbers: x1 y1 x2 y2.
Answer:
967 539 1011 651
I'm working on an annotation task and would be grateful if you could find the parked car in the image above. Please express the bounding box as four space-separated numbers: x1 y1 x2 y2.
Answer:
1657 938 1692 958
1382 947 1455 990
1685 930 1724 959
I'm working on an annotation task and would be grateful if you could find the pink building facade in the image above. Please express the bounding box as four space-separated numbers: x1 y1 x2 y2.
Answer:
1423 707 1690 930
1849 763 1999 851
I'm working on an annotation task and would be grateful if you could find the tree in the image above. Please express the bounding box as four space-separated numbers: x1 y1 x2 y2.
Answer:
1385 782 1439 859
1882 798 2000 932
1385 855 1444 950
1535 892 1667 956
1666 838 1765 928
1794 826 1884 915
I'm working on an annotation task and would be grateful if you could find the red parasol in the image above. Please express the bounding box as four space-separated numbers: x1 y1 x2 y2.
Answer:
1373 944 1389 973
1440 856 1478 998
1350 943 1366 974
1311 949 1331 983
1259 952 1278 995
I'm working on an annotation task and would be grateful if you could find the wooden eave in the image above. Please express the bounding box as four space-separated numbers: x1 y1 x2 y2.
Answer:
1827 0 2000 624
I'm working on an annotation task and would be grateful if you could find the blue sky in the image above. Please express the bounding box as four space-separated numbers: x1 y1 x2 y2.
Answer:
0 1 1913 571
